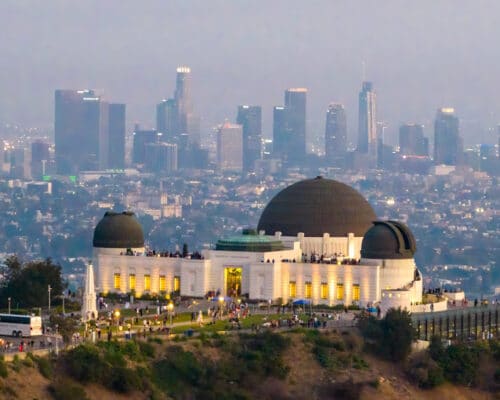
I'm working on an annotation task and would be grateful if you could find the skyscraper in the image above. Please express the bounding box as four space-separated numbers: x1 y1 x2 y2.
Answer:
156 99 177 140
217 122 243 172
174 66 192 136
357 81 377 156
272 106 287 158
156 66 199 144
399 124 428 156
272 88 307 165
108 103 126 169
236 105 262 172
434 108 463 165
285 88 307 162
324 103 347 162
144 142 178 174
132 128 160 165
55 90 109 174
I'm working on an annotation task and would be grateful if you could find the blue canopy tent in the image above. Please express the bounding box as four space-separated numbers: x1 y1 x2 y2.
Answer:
292 299 313 315
292 299 311 306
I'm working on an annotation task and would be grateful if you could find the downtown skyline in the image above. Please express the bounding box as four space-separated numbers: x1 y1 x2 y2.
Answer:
1 1 500 146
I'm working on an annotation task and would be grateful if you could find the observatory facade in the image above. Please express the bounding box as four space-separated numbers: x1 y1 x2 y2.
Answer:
93 178 423 310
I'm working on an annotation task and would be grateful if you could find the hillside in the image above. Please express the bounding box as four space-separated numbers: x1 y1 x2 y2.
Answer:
0 329 498 400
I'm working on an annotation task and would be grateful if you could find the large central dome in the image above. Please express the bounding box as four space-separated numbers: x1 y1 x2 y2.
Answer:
257 177 376 237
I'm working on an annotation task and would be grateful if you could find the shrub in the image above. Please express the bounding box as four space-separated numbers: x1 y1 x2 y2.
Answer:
352 355 369 370
34 356 53 379
313 346 333 369
21 355 34 368
49 379 89 400
121 340 141 361
153 346 204 397
428 338 481 386
0 355 8 378
238 332 291 378
11 355 21 372
406 351 444 388
138 341 155 358
64 345 107 383
148 337 163 345
108 366 143 393
441 344 480 386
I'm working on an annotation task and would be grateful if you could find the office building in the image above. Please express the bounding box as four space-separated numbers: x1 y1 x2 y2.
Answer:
156 66 200 144
399 124 428 156
55 90 110 174
31 140 50 179
236 105 262 171
132 129 160 165
156 99 177 140
434 108 463 165
108 103 126 169
10 147 30 179
217 122 243 172
272 88 307 165
144 142 178 174
357 81 377 156
324 103 347 162
285 88 307 162
272 106 287 159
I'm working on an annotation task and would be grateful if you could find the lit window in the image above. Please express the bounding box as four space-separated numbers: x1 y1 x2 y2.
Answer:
352 284 360 301
159 275 166 292
336 283 344 301
289 281 296 298
174 276 180 292
305 281 312 299
129 274 136 291
321 283 328 299
113 273 121 290
144 274 151 291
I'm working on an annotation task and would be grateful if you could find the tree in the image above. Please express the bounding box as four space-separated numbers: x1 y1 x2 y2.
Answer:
359 308 415 362
380 308 415 361
0 256 65 309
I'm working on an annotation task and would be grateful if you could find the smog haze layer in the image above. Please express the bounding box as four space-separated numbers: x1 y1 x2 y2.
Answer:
0 0 499 145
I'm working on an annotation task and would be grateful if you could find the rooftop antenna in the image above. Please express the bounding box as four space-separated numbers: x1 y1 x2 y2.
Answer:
362 60 366 81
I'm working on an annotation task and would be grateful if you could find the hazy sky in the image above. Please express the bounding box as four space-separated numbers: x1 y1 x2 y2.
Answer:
1 0 499 145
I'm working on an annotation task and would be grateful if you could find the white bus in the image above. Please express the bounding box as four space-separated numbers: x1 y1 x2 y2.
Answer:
0 314 43 337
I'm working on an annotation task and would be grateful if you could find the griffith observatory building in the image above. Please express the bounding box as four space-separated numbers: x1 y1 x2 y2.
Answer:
93 177 423 312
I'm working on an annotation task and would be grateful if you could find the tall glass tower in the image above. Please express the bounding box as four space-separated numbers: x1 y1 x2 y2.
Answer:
357 81 377 156
325 103 347 161
285 88 307 163
434 108 462 165
237 105 262 172
156 66 199 144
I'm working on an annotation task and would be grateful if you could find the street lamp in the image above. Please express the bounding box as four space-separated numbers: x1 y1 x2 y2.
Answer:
218 296 224 319
114 310 121 327
167 302 174 327
7 298 11 314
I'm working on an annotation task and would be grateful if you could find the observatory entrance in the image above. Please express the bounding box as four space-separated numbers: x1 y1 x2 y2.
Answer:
224 267 242 297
